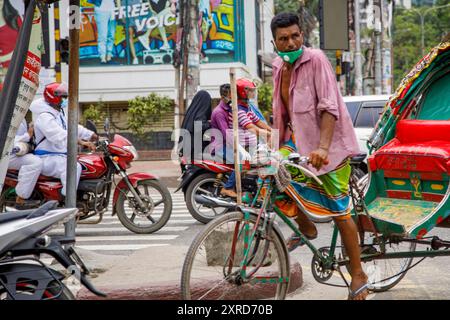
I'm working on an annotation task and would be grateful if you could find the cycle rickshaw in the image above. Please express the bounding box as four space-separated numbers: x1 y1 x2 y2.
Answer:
180 41 450 300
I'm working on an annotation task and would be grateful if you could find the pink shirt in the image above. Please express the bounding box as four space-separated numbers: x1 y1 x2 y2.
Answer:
272 47 361 175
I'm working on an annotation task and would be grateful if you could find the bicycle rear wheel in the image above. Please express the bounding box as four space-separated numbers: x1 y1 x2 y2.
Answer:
342 233 416 292
181 211 290 300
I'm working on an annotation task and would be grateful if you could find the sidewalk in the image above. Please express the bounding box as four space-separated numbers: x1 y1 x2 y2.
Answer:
76 246 303 300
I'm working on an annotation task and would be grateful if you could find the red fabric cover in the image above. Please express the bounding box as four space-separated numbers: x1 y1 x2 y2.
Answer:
370 120 450 173
396 120 450 144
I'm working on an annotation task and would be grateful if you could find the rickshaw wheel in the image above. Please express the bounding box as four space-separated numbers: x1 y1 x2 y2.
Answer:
341 233 416 292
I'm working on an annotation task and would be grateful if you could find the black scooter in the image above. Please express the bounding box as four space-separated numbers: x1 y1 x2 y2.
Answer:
0 201 106 300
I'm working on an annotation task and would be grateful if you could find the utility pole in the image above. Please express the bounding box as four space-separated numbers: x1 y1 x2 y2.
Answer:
54 2 62 82
173 0 184 146
354 0 363 96
65 0 81 243
374 0 382 95
186 0 200 108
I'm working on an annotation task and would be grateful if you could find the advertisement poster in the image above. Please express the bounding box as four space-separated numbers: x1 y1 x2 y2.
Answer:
79 0 236 66
0 0 25 90
0 0 42 192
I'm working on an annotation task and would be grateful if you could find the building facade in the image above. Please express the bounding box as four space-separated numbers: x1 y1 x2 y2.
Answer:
0 0 275 159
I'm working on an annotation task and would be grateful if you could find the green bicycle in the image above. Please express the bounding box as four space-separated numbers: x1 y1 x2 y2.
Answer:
181 152 450 300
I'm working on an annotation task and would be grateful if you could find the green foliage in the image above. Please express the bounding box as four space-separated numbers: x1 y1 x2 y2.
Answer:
82 101 105 125
257 82 273 119
393 1 450 87
274 0 300 14
127 93 174 137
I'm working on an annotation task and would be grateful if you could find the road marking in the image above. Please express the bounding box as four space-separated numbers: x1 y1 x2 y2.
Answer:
76 244 169 251
86 214 195 222
51 226 189 233
74 235 179 242
76 220 197 226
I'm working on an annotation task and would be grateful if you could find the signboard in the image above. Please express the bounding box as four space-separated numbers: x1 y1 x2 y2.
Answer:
0 0 42 194
319 0 349 51
79 0 237 66
0 0 25 89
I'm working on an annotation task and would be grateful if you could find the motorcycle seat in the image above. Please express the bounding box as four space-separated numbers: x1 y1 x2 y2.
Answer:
7 170 60 182
0 210 35 224
0 201 59 224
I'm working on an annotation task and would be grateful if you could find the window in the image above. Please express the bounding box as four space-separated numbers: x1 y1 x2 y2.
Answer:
354 101 386 128
344 101 361 124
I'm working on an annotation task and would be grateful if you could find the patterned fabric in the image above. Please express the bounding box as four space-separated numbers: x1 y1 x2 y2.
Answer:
280 136 352 220
227 105 258 147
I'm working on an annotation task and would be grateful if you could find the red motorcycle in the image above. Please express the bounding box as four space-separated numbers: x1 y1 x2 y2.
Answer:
1 122 172 234
176 156 258 224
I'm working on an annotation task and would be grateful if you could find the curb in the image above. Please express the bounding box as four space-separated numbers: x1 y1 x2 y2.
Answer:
77 262 303 300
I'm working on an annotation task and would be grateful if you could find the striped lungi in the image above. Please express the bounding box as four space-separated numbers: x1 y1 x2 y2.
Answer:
279 136 352 221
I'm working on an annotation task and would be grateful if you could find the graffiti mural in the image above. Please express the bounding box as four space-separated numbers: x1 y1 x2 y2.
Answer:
79 0 237 66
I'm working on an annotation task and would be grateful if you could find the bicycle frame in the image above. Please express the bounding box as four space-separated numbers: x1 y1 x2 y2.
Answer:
233 171 450 286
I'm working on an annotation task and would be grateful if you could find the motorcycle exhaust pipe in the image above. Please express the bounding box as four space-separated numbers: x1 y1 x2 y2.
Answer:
194 195 237 209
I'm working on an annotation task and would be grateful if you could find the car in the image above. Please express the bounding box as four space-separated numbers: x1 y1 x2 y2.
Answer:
343 94 390 173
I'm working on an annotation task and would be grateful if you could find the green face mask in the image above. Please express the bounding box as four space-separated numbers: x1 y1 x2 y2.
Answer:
276 47 304 64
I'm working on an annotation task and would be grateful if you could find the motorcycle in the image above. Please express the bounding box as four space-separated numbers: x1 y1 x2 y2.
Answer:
176 153 368 224
175 156 258 224
0 120 172 234
0 201 106 300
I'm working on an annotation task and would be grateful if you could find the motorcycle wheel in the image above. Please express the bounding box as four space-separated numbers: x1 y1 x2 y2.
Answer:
116 179 172 234
185 173 229 224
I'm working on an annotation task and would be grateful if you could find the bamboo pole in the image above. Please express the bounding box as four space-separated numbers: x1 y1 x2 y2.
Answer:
230 68 242 205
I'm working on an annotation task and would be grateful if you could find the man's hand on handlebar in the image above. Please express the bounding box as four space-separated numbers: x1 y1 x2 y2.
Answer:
91 133 99 142
79 139 97 152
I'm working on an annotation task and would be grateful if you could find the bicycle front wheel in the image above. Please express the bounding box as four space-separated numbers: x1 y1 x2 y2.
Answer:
181 211 290 300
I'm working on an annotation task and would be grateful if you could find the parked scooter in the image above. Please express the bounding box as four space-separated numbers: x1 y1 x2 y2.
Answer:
1 120 172 234
0 201 106 300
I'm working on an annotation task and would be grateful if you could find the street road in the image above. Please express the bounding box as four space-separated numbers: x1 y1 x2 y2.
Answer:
52 189 450 300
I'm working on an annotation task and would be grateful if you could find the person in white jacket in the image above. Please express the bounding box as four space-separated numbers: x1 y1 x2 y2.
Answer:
30 82 97 198
8 119 43 209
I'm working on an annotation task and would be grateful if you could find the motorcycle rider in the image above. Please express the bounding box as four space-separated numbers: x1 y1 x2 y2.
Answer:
30 82 97 198
218 79 272 198
8 119 43 209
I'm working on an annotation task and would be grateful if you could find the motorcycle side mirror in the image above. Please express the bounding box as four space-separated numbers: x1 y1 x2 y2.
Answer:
104 118 111 134
85 120 98 134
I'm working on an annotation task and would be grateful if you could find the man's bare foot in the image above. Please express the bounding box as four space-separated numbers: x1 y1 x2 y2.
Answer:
220 188 237 198
349 272 369 300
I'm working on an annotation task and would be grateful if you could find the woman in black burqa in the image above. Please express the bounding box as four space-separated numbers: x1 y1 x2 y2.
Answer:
179 90 212 163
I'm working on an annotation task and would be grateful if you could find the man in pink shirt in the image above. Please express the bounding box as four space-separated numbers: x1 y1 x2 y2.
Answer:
271 13 368 300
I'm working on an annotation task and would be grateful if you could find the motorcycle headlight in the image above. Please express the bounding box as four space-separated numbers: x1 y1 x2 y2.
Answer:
124 145 139 161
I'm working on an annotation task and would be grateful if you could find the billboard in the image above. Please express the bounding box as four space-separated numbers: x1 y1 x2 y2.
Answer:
0 0 25 90
79 0 237 66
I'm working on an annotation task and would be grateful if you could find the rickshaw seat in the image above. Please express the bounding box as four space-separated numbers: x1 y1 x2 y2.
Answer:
369 120 450 174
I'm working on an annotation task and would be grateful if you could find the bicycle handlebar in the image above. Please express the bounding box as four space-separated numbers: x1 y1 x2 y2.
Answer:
283 159 324 186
